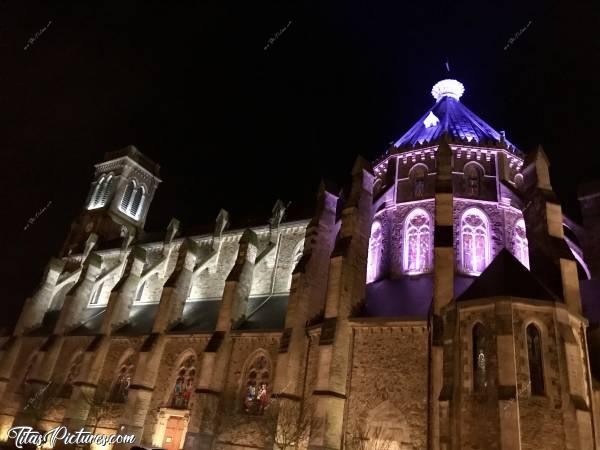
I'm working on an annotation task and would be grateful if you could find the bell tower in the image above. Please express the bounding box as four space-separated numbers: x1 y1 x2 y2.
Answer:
61 145 161 256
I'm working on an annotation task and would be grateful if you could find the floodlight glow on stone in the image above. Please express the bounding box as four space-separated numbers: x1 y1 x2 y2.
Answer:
431 79 465 101
423 111 439 128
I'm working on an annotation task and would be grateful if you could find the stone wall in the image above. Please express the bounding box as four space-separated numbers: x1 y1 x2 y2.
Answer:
512 307 566 450
345 323 429 449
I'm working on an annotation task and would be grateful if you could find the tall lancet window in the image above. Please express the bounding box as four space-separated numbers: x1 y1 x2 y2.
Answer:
367 221 383 283
170 356 197 409
403 209 431 275
109 354 135 403
513 219 529 269
527 324 544 395
461 208 490 275
473 323 488 393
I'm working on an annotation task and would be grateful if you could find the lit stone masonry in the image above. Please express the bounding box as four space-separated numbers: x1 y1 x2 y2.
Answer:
2 79 600 450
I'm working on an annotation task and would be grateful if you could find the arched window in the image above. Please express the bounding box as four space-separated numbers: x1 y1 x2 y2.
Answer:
58 352 84 398
409 165 427 199
119 180 145 220
527 324 544 395
90 282 103 305
99 174 114 206
86 181 98 209
109 354 135 403
290 239 304 274
242 353 271 415
120 181 135 213
473 323 488 393
135 281 145 303
130 186 145 218
403 209 431 275
464 163 483 197
87 175 109 209
513 219 529 269
169 356 197 409
461 208 490 275
367 221 383 283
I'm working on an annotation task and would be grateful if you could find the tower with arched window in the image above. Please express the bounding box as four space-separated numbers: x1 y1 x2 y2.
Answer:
61 145 162 256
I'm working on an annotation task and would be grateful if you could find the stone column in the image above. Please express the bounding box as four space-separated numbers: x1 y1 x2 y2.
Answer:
521 146 581 315
14 258 66 334
184 229 258 450
308 157 373 450
431 139 455 450
495 301 521 450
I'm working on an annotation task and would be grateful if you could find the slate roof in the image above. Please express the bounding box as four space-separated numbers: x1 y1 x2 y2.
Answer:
236 294 289 331
169 300 221 334
113 303 159 335
456 248 559 302
393 85 518 150
68 307 106 336
365 277 433 318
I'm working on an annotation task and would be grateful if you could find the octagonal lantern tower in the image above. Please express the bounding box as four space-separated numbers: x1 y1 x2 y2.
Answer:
366 79 528 315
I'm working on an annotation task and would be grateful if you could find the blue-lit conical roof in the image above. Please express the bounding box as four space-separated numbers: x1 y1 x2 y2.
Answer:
393 79 517 151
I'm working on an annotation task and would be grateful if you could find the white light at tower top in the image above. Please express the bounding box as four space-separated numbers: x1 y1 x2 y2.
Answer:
431 79 465 102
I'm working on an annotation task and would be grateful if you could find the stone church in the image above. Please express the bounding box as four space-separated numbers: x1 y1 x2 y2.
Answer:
2 79 600 450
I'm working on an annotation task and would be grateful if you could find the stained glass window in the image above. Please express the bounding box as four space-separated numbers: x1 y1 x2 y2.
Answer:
461 208 490 275
170 356 196 409
473 323 487 393
109 355 135 403
367 222 383 283
527 325 544 395
403 209 431 275
59 353 84 398
243 354 270 415
513 219 529 269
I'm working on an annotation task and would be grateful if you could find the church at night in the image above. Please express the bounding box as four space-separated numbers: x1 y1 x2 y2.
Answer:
3 79 600 450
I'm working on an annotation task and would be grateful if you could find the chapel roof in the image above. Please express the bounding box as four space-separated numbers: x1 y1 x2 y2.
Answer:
393 79 518 152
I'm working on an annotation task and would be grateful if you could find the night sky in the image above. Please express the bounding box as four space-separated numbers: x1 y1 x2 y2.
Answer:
0 0 598 326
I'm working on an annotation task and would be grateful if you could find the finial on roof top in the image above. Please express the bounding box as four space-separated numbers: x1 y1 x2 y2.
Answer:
431 79 465 102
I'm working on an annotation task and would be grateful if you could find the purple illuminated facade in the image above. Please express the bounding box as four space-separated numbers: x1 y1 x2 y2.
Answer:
5 78 600 450
366 79 586 311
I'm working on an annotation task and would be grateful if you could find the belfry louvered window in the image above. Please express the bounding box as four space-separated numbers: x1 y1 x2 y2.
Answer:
99 175 114 205
120 181 134 211
87 174 115 210
119 180 145 220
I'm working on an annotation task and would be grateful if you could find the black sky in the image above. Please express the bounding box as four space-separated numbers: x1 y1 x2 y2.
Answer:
0 0 599 325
